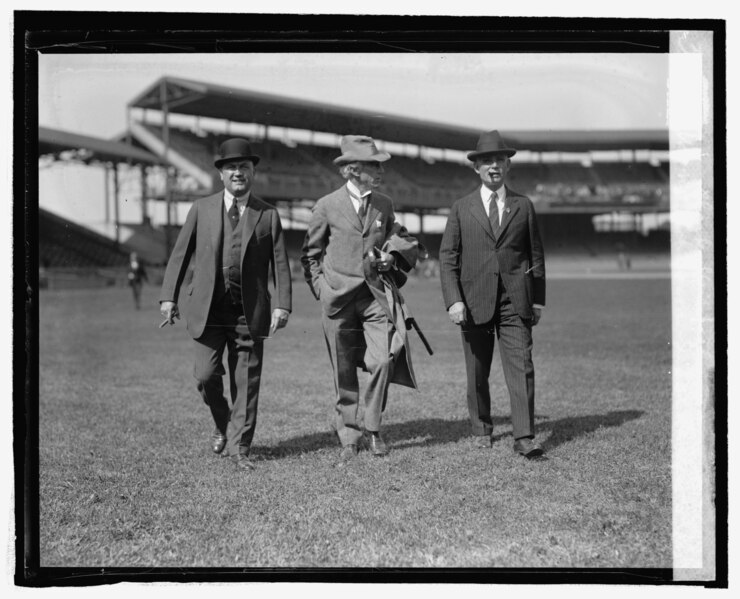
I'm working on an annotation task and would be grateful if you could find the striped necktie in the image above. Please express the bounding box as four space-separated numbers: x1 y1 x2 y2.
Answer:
489 193 500 231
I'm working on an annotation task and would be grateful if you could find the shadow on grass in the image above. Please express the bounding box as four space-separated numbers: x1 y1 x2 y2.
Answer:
252 409 643 459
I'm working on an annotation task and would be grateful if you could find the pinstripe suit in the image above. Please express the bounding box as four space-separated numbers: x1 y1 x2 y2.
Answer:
439 185 545 439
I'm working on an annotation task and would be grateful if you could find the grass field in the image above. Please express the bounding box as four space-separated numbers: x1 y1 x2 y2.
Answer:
36 268 672 569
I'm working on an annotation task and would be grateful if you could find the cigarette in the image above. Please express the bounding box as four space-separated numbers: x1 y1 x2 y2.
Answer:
159 318 171 328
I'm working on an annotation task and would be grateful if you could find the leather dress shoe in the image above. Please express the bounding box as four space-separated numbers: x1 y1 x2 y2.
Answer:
513 437 544 458
336 444 359 466
474 434 493 449
230 454 256 471
366 432 388 456
210 429 227 454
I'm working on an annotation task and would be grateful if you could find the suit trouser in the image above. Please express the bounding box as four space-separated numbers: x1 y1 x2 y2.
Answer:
193 293 264 457
322 285 395 447
461 280 535 440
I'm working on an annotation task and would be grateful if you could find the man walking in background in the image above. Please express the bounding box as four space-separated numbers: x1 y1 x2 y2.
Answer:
159 138 292 471
301 135 419 464
127 251 148 309
439 130 546 458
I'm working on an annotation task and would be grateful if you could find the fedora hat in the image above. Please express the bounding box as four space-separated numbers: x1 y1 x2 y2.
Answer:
466 130 517 161
214 138 261 168
333 135 391 165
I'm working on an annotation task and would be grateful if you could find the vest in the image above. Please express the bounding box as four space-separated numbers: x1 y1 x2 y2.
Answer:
216 203 246 303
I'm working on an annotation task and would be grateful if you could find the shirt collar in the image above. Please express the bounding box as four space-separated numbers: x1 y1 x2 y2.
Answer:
224 189 251 206
347 180 372 199
480 185 506 203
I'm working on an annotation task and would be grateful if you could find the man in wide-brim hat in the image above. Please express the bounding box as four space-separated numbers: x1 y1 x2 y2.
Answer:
160 138 292 471
301 135 419 464
439 130 547 459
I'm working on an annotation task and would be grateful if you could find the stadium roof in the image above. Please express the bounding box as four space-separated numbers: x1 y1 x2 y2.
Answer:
39 126 165 165
127 76 668 153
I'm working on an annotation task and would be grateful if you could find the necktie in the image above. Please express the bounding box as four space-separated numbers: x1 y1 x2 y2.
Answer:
489 193 500 231
357 194 369 226
228 198 240 229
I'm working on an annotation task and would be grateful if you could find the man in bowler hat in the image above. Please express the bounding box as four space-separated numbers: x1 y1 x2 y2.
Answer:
439 130 546 458
160 138 292 470
301 135 419 464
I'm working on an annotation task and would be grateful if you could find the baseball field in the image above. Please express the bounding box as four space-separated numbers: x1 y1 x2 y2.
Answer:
36 257 672 571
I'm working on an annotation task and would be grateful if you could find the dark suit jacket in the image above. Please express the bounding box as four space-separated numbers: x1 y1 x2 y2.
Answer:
159 191 292 340
439 186 545 325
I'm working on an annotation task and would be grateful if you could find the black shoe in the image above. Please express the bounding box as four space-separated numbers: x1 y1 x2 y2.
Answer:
230 454 255 471
336 444 359 466
366 432 388 456
210 429 227 454
473 434 493 449
513 437 544 458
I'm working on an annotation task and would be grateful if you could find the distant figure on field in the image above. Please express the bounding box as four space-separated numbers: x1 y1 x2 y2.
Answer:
301 135 419 464
159 138 292 472
127 251 148 309
615 242 631 270
439 130 547 459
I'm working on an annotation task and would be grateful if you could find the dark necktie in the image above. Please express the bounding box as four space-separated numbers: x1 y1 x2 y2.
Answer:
357 194 369 226
228 198 240 229
489 193 500 231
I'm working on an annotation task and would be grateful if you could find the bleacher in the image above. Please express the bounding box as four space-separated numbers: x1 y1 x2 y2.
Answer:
136 123 670 212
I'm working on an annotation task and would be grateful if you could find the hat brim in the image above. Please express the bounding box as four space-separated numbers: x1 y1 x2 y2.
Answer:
467 149 516 161
333 151 391 165
214 155 261 168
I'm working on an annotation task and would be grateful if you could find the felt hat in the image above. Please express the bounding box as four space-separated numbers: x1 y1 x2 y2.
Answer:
214 138 261 168
466 130 517 161
333 135 391 165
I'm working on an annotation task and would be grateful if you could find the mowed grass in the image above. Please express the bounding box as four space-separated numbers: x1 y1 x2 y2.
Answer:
37 273 671 568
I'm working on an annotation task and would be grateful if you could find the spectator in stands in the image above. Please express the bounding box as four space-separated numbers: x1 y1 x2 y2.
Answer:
439 130 547 459
301 135 419 464
159 138 292 472
127 251 148 309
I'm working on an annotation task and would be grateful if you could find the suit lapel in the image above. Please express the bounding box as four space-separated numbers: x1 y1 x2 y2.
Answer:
240 195 263 264
337 187 363 231
207 193 225 259
468 191 496 241
496 189 520 242
363 194 382 234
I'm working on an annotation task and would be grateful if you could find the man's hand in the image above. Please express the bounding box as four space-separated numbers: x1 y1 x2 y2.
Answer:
531 307 542 326
159 301 180 327
269 308 290 336
372 249 396 272
448 301 467 325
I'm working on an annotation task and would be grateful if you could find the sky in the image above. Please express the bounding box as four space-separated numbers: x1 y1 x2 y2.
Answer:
39 52 670 140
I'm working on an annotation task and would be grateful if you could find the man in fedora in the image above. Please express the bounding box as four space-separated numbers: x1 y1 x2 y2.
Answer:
159 138 292 471
301 135 419 464
439 130 546 458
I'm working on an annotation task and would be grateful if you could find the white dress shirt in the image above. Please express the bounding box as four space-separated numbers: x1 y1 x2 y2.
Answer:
347 180 372 214
480 185 506 222
223 189 250 217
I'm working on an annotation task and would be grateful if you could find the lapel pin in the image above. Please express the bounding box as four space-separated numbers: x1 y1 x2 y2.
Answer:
506 207 511 213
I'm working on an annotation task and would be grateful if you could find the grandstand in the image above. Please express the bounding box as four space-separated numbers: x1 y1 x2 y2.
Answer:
38 75 671 277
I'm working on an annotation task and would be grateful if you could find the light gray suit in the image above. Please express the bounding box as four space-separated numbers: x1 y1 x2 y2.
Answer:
301 185 418 446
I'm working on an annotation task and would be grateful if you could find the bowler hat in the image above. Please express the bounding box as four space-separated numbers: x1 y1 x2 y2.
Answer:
214 138 261 168
333 135 391 165
466 130 517 161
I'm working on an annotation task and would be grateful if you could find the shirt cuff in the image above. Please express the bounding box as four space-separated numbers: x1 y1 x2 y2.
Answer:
533 304 544 310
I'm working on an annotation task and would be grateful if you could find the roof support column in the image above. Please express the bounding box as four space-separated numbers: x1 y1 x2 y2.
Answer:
104 163 110 224
113 163 120 245
140 164 149 225
160 79 172 255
